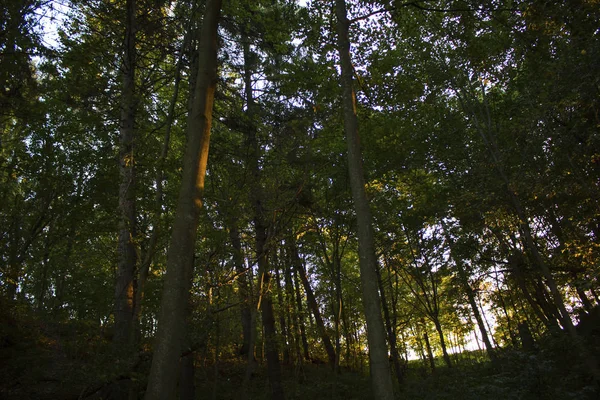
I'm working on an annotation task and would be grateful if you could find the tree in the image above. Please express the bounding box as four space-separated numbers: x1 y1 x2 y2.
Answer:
145 0 222 398
334 0 394 398
113 0 138 348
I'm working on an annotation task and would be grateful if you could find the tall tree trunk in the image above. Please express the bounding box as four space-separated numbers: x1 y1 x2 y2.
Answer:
144 1 222 398
114 0 137 348
242 32 285 400
294 247 336 367
334 1 394 397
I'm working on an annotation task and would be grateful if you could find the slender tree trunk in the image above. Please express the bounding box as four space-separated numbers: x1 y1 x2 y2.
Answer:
295 249 336 367
532 276 562 324
37 229 51 311
441 223 496 360
6 194 50 301
274 260 291 364
144 1 222 398
494 230 557 330
334 1 394 397
492 267 519 347
7 213 21 300
242 32 285 400
423 330 436 373
341 304 353 368
114 0 138 349
443 233 496 361
432 318 452 368
284 254 298 364
332 248 343 371
293 264 310 361
240 264 258 400
458 81 600 382
463 280 496 362
376 264 403 384
546 208 595 312
132 34 187 342
229 219 253 357
259 268 285 400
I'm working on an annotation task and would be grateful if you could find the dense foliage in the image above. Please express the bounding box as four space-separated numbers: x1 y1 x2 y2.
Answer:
1 0 599 399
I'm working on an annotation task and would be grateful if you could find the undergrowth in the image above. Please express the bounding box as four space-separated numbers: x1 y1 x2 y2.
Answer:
1 301 598 399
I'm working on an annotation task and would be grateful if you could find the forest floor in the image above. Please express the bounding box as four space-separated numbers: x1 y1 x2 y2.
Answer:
1 302 599 400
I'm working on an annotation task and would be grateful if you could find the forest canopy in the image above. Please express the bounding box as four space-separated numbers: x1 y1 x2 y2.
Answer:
1 0 600 399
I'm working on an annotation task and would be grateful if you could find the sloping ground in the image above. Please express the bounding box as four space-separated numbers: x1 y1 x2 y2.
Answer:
0 300 112 400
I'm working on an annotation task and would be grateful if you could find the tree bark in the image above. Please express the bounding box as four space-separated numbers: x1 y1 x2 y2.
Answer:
144 1 222 398
334 0 394 397
114 0 137 348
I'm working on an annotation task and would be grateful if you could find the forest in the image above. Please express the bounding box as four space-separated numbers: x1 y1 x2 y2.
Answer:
1 0 600 399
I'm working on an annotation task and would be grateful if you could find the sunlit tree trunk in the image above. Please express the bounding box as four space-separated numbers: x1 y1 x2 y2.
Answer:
144 1 222 398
